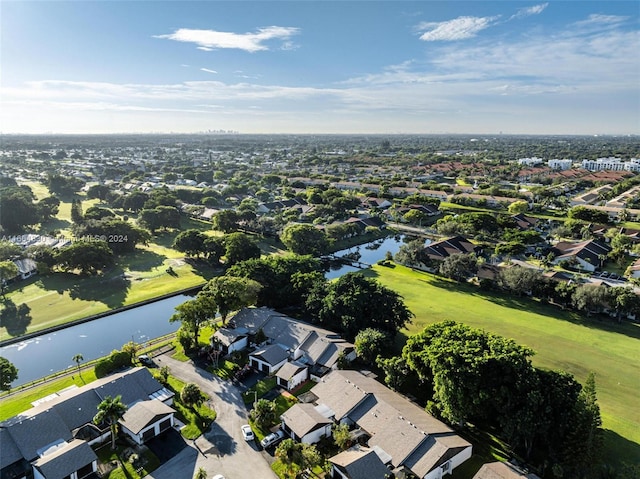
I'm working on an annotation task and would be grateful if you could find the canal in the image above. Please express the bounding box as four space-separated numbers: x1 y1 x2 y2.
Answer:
1 234 431 387
0 294 190 387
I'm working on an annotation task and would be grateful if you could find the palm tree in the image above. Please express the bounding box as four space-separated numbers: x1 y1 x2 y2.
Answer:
180 383 206 411
94 395 128 450
193 467 208 479
72 353 83 377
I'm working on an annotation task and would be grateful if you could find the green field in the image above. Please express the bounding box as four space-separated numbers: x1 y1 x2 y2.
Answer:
1 182 229 340
362 264 640 465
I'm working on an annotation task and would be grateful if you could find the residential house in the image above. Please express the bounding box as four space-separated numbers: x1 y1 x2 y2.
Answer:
119 400 176 445
215 307 356 385
13 258 38 280
286 370 472 479
423 236 479 262
276 361 308 391
551 239 611 272
211 328 248 355
472 461 541 479
629 257 640 279
0 368 175 479
329 447 391 479
511 213 538 231
280 403 333 444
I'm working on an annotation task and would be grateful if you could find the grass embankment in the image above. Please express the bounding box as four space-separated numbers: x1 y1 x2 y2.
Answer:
2 183 224 340
362 264 640 465
0 370 99 420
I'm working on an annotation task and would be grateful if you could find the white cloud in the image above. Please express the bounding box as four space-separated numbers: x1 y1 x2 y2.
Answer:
154 26 300 52
573 14 629 28
200 68 218 74
417 15 500 41
510 3 548 20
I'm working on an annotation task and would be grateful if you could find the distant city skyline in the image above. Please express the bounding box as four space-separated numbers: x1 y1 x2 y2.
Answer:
1 1 638 135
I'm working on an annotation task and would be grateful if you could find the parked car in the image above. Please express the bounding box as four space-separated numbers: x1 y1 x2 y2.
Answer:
241 424 254 441
138 354 153 366
212 475 225 479
260 429 284 448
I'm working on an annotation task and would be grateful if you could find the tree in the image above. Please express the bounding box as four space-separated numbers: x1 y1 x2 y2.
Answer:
212 209 240 233
0 261 19 298
139 206 180 233
280 223 329 256
223 232 261 265
275 439 300 479
354 328 390 362
0 241 22 261
83 206 115 221
123 191 149 212
402 208 428 226
169 294 217 350
307 272 413 341
0 356 18 391
376 355 412 391
571 284 610 315
333 423 352 450
180 383 205 410
0 186 40 232
86 184 111 201
608 287 640 321
71 198 84 224
438 253 478 282
203 236 225 264
249 398 276 429
201 276 261 323
94 395 128 449
508 200 529 214
57 240 114 275
73 218 150 253
38 196 60 220
193 467 207 479
72 353 84 377
497 267 543 296
173 229 206 257
402 321 534 427
395 239 431 269
227 254 321 308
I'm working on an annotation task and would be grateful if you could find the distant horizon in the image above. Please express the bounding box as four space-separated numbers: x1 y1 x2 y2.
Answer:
1 131 638 138
2 1 638 135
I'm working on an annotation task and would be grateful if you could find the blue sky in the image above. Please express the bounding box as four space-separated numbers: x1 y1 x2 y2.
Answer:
1 1 638 134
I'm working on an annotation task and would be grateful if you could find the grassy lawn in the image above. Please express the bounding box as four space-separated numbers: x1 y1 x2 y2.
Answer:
243 377 277 405
1 253 217 341
166 375 217 439
95 442 160 479
362 264 640 466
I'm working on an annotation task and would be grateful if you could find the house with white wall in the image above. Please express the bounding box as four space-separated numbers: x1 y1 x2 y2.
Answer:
283 370 472 479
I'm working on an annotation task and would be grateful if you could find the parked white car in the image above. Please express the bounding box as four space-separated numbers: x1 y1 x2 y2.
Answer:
241 424 254 441
260 429 284 448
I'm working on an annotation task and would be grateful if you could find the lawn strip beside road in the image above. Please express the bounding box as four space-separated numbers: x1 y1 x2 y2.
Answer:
363 263 640 466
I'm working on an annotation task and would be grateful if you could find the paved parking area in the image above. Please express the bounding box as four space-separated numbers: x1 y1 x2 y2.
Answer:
146 355 277 479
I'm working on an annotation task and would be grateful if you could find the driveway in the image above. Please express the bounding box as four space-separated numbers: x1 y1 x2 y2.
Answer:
146 354 277 479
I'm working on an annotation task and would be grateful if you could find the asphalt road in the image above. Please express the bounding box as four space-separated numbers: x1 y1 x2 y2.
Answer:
146 354 277 479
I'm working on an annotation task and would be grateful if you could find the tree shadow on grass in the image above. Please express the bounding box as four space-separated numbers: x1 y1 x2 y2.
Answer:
184 258 221 282
37 269 131 309
115 248 166 272
0 299 32 336
38 217 72 235
600 429 640 470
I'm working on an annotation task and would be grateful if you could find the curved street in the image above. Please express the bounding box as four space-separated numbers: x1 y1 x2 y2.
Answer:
147 354 277 479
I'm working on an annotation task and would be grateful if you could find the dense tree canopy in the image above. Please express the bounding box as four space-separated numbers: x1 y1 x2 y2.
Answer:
73 218 150 253
0 186 40 232
57 240 114 275
400 321 602 475
227 254 321 308
201 276 261 323
280 223 329 256
0 356 18 391
223 232 261 265
438 253 478 281
212 209 240 233
173 229 207 257
306 272 413 341
170 293 217 350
